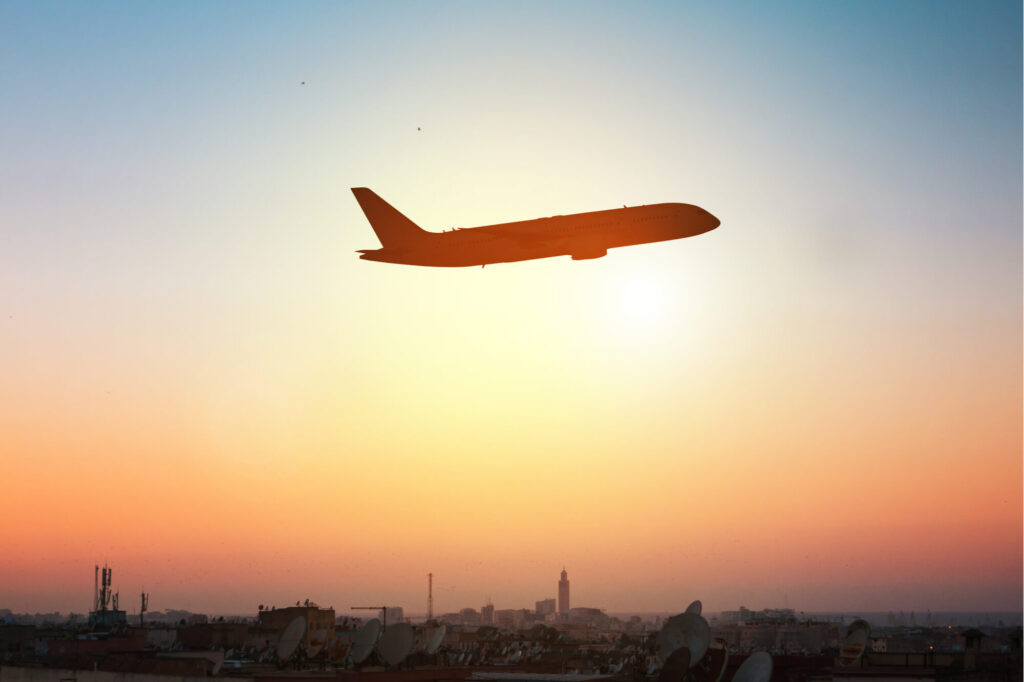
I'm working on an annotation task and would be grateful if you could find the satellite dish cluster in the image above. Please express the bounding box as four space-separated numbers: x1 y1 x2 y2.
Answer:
271 617 448 669
264 599 778 677
654 600 772 682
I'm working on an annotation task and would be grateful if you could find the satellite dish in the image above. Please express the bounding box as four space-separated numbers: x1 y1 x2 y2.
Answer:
350 618 381 664
732 652 772 682
377 622 414 667
656 613 710 667
847 619 871 637
411 626 428 653
685 637 729 682
425 623 446 654
276 616 306 660
658 646 691 682
838 627 868 667
686 600 702 616
328 636 351 663
306 628 328 657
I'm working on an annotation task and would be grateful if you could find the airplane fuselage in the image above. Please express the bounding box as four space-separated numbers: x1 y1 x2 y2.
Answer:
351 189 719 267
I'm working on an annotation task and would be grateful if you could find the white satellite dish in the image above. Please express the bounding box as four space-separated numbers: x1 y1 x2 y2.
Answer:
686 600 702 616
276 616 306 660
425 623 446 654
656 612 710 667
350 618 381 664
306 628 328 657
838 627 868 667
377 622 414 667
732 652 772 682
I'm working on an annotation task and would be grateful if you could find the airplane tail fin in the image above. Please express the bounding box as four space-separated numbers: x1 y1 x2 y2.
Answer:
351 188 429 248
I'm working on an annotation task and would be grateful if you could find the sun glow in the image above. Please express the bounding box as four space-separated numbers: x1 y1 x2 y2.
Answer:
618 273 666 326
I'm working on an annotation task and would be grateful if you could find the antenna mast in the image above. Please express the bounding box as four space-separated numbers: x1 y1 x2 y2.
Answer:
140 591 149 627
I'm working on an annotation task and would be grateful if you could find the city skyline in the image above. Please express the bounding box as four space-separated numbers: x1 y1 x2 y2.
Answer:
2 2 1020 616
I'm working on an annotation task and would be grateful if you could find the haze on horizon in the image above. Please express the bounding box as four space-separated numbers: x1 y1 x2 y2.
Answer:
1 1 1020 617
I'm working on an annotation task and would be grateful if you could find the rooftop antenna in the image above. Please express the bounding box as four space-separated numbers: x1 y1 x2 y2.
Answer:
428 573 433 621
140 591 149 627
94 565 99 611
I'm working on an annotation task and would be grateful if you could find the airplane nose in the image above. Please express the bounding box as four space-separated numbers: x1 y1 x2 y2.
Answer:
702 209 720 232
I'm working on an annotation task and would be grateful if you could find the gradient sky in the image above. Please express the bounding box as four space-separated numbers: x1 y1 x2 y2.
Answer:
1 1 1021 617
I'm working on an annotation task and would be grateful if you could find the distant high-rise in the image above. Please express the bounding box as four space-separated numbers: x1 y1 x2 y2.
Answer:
558 568 570 613
536 598 556 616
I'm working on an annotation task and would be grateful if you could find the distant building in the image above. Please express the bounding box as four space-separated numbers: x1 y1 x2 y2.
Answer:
460 608 481 626
494 609 516 629
558 569 570 614
536 598 556 616
481 603 494 625
381 606 404 624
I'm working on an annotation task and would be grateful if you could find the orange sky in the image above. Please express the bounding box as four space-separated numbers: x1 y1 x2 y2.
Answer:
1 2 1021 616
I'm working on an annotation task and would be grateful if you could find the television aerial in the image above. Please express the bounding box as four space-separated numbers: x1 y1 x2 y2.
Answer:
349 618 382 664
377 621 414 667
276 617 306 661
731 652 772 682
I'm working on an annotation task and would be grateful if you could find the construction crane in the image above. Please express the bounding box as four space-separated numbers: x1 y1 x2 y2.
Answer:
351 605 389 631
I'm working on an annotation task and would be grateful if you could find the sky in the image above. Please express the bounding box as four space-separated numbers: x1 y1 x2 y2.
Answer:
1 1 1021 618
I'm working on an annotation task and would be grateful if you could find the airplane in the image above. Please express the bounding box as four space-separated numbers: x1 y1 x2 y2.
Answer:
352 188 719 267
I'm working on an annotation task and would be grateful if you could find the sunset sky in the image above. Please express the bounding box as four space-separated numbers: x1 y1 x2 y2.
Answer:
2 1 1021 617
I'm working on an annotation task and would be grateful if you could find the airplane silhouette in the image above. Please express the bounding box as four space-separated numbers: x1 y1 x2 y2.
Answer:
352 188 719 267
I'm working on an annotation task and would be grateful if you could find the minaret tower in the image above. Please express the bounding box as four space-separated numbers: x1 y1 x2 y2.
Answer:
558 567 570 614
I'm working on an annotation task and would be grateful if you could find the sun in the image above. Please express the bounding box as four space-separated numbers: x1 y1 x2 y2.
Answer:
616 273 667 330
